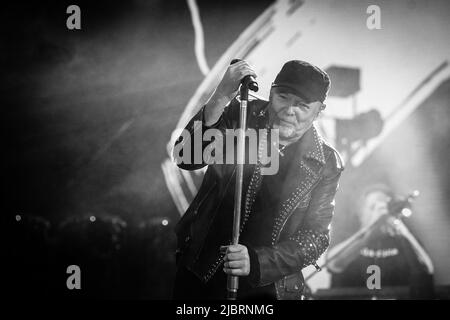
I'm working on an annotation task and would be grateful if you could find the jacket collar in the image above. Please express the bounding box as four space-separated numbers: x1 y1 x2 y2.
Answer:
297 125 326 166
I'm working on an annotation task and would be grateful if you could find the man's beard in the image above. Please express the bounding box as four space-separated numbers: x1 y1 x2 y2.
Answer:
268 106 300 141
273 122 295 139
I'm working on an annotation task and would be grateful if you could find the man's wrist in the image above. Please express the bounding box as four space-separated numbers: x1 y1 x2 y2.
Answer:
204 91 231 126
245 245 261 287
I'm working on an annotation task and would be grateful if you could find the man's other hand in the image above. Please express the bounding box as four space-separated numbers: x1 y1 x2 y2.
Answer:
221 244 250 276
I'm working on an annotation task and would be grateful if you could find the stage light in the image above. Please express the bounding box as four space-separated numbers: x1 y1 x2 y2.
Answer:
162 219 169 226
89 216 96 222
401 208 412 218
15 215 21 222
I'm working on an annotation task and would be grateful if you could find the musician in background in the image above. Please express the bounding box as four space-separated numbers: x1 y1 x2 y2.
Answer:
327 184 434 298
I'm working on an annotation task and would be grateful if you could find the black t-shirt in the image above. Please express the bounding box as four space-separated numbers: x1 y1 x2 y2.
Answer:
330 229 431 290
240 140 297 247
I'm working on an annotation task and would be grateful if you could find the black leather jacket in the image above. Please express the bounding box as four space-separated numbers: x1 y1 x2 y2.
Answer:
173 98 344 299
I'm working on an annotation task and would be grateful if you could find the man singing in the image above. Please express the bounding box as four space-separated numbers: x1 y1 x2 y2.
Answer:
172 60 344 300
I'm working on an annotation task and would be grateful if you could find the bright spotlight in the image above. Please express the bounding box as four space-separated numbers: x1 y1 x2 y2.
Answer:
401 208 412 218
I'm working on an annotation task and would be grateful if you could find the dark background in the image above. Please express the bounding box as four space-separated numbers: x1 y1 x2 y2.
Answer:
3 0 272 298
3 0 450 299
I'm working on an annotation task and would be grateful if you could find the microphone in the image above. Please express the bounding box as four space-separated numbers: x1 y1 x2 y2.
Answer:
230 59 258 92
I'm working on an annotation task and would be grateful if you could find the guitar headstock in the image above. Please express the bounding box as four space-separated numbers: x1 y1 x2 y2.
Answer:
387 190 420 218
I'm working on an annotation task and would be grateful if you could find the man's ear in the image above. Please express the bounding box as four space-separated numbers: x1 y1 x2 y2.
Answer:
314 103 325 119
268 87 276 100
314 112 320 121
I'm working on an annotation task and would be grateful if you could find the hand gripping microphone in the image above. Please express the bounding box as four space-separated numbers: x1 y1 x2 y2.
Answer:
230 59 258 92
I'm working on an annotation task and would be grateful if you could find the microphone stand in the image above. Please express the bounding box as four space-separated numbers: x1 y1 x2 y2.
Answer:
227 75 255 300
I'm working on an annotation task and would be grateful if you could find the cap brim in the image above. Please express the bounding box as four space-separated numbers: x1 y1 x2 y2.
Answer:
271 84 312 103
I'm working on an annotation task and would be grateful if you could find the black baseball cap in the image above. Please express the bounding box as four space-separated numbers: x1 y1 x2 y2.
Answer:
272 60 331 103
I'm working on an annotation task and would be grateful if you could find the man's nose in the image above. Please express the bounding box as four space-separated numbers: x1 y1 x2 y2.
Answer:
285 106 295 116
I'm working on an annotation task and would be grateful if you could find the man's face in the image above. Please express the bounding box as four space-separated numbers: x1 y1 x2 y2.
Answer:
268 87 323 142
359 191 391 228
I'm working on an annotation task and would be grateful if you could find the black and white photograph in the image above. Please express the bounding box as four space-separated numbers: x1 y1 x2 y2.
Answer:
3 0 450 311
